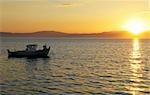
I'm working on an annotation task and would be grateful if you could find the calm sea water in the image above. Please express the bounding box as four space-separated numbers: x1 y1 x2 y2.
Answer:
0 37 150 95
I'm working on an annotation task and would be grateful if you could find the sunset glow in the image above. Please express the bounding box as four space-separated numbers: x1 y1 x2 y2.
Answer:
123 19 148 35
1 0 150 34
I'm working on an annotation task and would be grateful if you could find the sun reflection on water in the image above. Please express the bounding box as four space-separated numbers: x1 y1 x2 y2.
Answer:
128 38 145 95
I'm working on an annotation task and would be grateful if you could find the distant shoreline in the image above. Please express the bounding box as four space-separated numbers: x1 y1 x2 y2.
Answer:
0 31 149 39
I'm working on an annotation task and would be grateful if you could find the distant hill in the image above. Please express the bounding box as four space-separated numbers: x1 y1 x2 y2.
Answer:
0 31 68 37
0 31 150 39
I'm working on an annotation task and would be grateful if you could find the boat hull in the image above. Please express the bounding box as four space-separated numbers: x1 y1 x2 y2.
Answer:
8 47 50 58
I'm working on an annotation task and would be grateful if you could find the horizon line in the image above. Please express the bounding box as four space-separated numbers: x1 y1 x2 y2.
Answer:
1 30 150 35
0 30 135 34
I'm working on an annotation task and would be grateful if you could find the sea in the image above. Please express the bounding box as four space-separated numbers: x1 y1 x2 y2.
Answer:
0 37 150 95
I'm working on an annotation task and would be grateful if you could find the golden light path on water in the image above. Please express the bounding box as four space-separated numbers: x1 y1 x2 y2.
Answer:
128 38 145 95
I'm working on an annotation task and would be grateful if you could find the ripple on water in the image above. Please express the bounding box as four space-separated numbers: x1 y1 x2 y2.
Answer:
140 91 150 94
0 38 150 95
108 91 132 95
63 91 83 95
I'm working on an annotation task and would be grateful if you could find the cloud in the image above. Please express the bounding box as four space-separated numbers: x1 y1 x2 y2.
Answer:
61 3 74 7
47 0 83 8
55 3 79 8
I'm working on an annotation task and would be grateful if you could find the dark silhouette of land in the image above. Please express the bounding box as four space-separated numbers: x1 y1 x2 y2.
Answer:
0 31 150 39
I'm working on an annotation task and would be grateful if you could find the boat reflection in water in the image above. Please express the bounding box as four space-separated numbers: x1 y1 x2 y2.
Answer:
128 38 146 95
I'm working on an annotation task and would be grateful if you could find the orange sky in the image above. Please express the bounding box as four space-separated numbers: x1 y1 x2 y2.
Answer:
1 0 150 33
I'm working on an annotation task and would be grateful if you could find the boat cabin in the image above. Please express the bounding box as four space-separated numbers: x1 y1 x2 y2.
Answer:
26 44 37 51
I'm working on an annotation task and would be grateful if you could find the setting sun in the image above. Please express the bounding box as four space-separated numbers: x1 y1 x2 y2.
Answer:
123 18 148 35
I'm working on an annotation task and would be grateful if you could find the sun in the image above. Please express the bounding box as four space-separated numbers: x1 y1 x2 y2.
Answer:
123 18 148 35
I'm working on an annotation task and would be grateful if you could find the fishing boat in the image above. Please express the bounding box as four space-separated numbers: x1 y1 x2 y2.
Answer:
7 44 50 58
